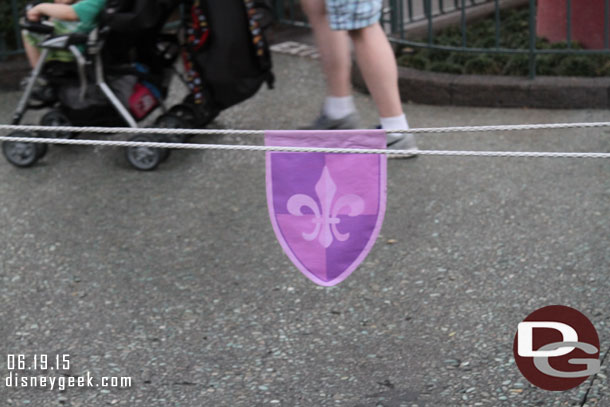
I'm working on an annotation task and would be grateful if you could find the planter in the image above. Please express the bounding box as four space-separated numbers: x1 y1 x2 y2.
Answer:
352 64 610 109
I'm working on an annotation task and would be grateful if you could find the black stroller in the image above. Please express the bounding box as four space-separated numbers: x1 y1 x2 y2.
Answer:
3 0 274 170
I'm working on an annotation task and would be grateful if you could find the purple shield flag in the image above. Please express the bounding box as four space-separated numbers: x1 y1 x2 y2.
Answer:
265 130 387 286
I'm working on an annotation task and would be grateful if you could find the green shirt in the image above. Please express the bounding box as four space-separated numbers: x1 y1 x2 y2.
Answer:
72 0 107 33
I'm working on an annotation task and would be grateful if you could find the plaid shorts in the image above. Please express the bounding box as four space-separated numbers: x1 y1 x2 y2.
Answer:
325 0 382 31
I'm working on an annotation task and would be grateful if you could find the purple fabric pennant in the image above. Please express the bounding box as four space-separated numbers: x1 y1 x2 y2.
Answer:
265 130 387 286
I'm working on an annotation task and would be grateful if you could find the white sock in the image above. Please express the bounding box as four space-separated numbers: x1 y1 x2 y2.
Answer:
380 114 409 131
323 96 357 120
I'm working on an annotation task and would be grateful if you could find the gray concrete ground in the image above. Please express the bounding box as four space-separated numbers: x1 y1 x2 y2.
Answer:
0 51 609 407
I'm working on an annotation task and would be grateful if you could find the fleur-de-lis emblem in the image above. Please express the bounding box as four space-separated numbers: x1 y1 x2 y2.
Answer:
287 166 365 248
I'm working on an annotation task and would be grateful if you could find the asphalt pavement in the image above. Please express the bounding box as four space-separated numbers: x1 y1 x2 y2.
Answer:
0 51 609 407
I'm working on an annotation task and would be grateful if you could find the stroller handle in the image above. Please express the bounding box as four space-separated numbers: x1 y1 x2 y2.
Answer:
20 17 55 35
21 2 54 34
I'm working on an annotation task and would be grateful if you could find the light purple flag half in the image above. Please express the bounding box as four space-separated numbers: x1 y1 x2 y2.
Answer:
265 130 387 286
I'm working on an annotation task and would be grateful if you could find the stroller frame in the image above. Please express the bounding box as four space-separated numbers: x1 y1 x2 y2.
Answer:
4 17 179 170
13 26 149 128
4 0 274 171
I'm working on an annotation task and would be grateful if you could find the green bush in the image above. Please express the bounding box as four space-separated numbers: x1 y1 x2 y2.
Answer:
435 34 462 47
535 54 557 76
426 48 451 63
429 61 463 74
397 6 610 77
491 54 511 66
398 54 429 70
501 54 529 76
557 56 598 76
464 55 501 75
449 52 475 66
597 60 610 76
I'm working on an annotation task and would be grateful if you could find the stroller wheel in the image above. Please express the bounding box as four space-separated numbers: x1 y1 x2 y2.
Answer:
2 132 42 168
155 135 171 162
40 110 77 139
155 113 188 143
125 135 165 171
35 142 48 159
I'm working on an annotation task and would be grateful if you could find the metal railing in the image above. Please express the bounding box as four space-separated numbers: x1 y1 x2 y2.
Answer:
274 0 494 27
4 0 610 78
274 0 610 78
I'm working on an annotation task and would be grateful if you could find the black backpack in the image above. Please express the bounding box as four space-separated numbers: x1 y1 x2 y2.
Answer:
182 0 274 111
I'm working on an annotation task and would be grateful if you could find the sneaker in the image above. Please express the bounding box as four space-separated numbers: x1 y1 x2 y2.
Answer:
20 74 48 90
386 131 418 158
19 76 31 90
301 112 360 130
21 75 54 103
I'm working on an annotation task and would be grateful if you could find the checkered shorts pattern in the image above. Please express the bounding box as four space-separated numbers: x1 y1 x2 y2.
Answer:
325 0 382 30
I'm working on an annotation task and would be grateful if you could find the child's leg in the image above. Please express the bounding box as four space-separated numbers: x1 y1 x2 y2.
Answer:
22 31 41 68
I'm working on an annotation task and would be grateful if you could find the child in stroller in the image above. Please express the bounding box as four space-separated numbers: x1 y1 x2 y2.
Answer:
23 0 105 68
3 0 275 171
3 0 185 170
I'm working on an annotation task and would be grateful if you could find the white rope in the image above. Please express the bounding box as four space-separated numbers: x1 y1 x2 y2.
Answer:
403 121 610 134
0 135 608 158
0 124 263 136
3 120 610 135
